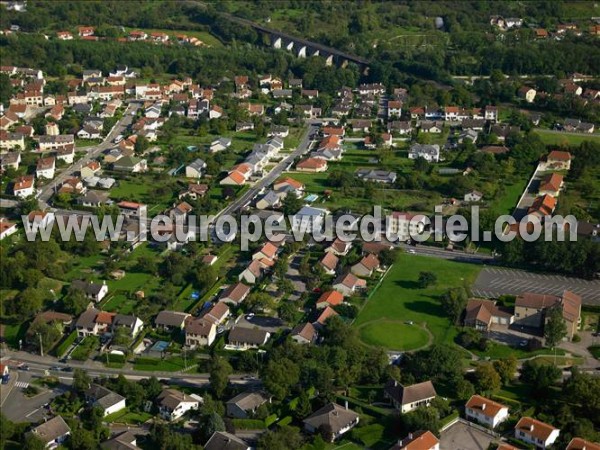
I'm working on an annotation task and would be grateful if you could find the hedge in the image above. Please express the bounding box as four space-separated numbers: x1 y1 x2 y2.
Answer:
232 419 266 430
52 330 77 357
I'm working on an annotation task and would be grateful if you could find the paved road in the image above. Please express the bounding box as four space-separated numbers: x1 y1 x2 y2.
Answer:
472 267 600 304
397 242 495 263
36 102 141 210
214 123 318 220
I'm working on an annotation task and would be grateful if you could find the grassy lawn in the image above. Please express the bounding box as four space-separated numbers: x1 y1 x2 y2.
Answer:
71 336 99 361
489 177 529 216
533 129 600 146
589 346 600 360
470 341 567 360
0 320 28 348
133 356 189 371
353 253 482 348
105 408 153 424
357 320 430 351
122 26 222 47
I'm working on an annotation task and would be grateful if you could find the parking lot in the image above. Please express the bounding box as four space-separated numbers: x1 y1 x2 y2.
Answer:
440 421 498 450
472 267 600 305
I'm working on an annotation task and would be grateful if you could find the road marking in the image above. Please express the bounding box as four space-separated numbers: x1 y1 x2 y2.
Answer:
25 407 41 418
15 381 29 388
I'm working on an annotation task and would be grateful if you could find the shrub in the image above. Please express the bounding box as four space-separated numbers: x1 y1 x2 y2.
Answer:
572 334 581 343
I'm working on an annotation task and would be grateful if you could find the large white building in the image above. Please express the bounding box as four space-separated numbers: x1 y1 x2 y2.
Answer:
465 395 509 429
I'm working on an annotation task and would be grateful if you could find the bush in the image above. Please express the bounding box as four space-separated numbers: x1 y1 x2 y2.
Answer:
52 330 77 357
572 334 581 343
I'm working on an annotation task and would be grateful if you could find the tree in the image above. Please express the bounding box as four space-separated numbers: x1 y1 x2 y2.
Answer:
73 368 91 393
194 264 217 292
23 434 46 450
402 406 441 434
418 271 437 288
222 186 236 200
263 357 299 401
112 327 132 347
520 360 561 393
134 135 150 155
455 378 475 400
545 306 567 349
257 426 303 450
493 357 518 385
282 193 303 216
439 287 468 324
68 427 97 450
198 412 225 443
246 291 275 312
474 363 501 393
378 248 398 266
209 356 232 398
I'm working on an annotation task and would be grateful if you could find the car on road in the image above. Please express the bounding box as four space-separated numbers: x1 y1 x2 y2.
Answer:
18 365 30 371
63 367 73 372
50 366 63 372
519 340 528 347
245 313 255 320
407 249 416 254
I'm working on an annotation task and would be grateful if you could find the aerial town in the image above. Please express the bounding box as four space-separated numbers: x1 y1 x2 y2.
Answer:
0 1 599 449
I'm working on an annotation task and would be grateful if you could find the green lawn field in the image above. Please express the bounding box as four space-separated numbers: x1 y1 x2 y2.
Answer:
357 320 430 351
533 128 600 146
354 253 482 348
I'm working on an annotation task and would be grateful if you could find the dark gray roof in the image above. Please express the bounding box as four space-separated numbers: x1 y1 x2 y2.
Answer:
303 403 359 434
29 416 71 444
72 279 105 296
204 431 249 450
227 326 269 346
226 391 269 412
155 310 189 328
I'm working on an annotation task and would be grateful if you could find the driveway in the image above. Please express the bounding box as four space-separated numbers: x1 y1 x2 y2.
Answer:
487 324 539 347
285 253 306 301
236 315 286 333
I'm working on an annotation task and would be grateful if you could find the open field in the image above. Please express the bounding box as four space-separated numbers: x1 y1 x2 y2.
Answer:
533 128 600 146
353 253 482 348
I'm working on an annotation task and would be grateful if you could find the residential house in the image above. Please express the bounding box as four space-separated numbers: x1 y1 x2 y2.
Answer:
544 150 571 171
117 201 147 218
27 210 55 229
252 242 279 262
157 389 202 421
484 105 499 122
325 238 352 256
388 100 403 118
169 201 193 221
220 163 253 186
57 31 73 40
227 326 270 350
514 291 581 340
0 131 25 150
256 191 281 210
518 86 537 103
387 212 428 242
202 302 230 327
219 283 251 306
204 432 250 450
155 311 190 331
465 395 509 429
318 252 339 275
185 317 217 348
13 174 35 197
464 299 514 331
316 290 344 309
0 218 17 240
77 190 109 208
538 173 564 197
303 403 360 441
113 156 147 173
27 416 71 449
292 206 329 234
333 272 367 297
419 121 443 134
101 431 141 450
209 137 232 153
296 157 328 172
113 314 144 337
514 417 560 449
290 322 318 344
55 145 75 164
350 254 380 278
238 260 264 284
527 194 557 219
313 306 339 328
85 384 127 417
75 310 113 338
566 438 600 450
0 152 21 171
81 161 101 179
408 144 440 162
384 379 437 414
392 431 440 450
464 190 484 202
179 183 209 200
356 169 397 184
36 156 56 179
72 280 108 302
388 121 412 136
209 105 223 119
226 392 270 419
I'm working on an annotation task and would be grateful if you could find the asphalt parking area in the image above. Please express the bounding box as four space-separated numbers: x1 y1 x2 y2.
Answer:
472 267 600 305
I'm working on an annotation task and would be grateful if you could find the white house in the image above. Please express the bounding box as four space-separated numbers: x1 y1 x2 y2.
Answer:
303 403 359 442
384 379 437 414
13 175 35 197
71 280 109 302
387 212 428 242
86 384 127 417
465 395 509 429
36 156 56 179
185 318 217 348
185 159 207 178
291 206 329 233
27 416 71 449
0 219 17 240
464 190 484 203
408 144 440 162
515 417 560 449
157 389 202 421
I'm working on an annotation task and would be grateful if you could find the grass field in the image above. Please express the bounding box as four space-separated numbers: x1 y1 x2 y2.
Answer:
357 320 430 351
490 177 529 216
533 129 600 146
353 253 482 348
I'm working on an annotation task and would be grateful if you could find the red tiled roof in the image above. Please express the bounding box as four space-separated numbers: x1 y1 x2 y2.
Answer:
515 417 557 441
317 290 344 307
466 395 508 418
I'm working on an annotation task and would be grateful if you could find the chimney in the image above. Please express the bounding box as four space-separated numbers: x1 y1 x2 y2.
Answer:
530 424 535 432
345 401 348 410
408 432 413 440
481 403 486 411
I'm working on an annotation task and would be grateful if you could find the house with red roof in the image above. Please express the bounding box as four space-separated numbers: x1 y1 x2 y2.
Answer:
539 173 564 197
515 417 559 448
316 290 344 309
333 272 367 297
544 150 571 170
319 252 339 275
465 395 509 428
